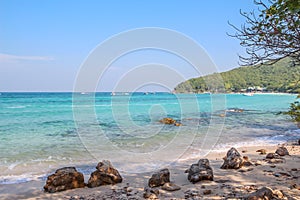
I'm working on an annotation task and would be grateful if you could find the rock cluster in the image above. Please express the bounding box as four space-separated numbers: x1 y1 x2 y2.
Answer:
221 147 245 169
87 160 122 188
44 160 123 193
44 167 85 193
186 158 214 183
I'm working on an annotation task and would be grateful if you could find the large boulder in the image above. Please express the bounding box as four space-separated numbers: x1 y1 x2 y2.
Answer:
186 158 214 183
87 160 122 188
221 147 244 169
44 167 85 193
148 168 170 188
275 146 289 156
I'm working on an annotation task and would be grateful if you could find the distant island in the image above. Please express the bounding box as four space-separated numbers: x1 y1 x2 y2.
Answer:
174 58 300 94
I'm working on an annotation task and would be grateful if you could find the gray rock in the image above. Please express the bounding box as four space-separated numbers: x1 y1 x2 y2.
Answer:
221 147 244 169
266 153 280 159
187 158 213 183
148 168 170 188
87 160 122 188
275 146 289 156
44 167 85 193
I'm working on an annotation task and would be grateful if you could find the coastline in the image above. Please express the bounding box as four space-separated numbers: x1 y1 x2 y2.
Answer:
1 142 299 200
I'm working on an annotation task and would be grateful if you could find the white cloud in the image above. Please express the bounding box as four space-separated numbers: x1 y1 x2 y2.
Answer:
0 53 54 63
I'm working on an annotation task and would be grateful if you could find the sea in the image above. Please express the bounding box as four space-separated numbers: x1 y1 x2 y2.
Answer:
0 92 299 184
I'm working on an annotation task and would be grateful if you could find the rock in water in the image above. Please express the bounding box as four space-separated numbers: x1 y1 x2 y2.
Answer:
87 160 122 188
148 168 170 187
159 118 176 125
44 167 85 193
275 146 289 156
187 158 214 183
221 147 244 169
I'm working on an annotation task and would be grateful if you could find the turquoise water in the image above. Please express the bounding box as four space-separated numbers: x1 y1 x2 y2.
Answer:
0 92 299 184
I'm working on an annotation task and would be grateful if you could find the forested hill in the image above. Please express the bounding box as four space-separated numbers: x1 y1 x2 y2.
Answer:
174 58 300 93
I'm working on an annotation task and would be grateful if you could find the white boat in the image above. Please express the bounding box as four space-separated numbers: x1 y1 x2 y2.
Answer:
243 93 254 96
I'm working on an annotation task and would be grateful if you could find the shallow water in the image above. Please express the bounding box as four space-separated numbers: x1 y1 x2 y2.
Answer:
0 92 298 183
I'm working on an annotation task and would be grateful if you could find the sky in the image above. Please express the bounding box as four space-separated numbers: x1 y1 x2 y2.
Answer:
0 0 259 92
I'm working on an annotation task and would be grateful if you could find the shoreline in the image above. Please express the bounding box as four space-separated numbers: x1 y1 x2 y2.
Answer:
1 142 299 200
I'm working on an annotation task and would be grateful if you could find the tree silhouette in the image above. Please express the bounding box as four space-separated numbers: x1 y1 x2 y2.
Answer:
229 0 300 66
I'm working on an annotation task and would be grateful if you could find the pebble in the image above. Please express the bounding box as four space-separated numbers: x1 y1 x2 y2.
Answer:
203 189 212 195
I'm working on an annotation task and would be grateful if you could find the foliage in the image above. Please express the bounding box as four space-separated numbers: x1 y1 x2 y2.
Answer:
174 57 300 93
282 95 300 127
229 0 300 66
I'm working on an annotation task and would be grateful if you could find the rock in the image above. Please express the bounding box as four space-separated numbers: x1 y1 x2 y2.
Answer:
87 160 122 188
275 146 289 156
203 189 212 195
298 139 300 145
256 149 267 155
243 156 253 167
273 190 284 199
44 167 85 193
266 153 280 159
148 168 170 187
184 189 201 199
267 158 284 164
144 187 159 199
187 158 213 183
254 160 262 166
238 168 254 173
245 187 285 200
159 117 176 125
161 182 181 191
174 122 182 126
245 187 274 200
221 147 244 169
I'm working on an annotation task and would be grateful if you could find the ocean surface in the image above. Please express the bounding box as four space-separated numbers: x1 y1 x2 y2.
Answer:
0 92 299 184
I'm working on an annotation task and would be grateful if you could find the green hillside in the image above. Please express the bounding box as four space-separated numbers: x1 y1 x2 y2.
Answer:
174 58 300 93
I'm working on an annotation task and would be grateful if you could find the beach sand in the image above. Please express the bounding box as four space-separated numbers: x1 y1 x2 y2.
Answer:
1 142 299 200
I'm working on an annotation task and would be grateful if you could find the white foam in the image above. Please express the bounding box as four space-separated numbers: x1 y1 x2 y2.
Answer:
0 174 43 185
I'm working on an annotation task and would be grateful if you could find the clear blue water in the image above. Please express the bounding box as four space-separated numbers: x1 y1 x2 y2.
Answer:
0 92 298 184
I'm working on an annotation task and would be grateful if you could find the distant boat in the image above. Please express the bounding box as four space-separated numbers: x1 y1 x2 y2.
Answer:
111 92 116 96
243 93 254 96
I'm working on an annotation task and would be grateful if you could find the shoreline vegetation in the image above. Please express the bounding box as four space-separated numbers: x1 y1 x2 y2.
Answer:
174 58 300 94
0 141 299 199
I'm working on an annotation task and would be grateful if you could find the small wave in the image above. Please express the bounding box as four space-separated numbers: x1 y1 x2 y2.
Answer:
0 174 44 185
6 106 26 109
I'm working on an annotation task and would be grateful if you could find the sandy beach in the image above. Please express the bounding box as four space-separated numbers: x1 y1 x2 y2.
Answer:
1 142 299 200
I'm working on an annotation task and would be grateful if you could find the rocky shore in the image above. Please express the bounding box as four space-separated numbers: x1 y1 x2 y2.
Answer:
1 142 299 200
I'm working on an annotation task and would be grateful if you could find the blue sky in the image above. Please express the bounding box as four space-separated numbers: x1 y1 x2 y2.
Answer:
0 0 258 92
